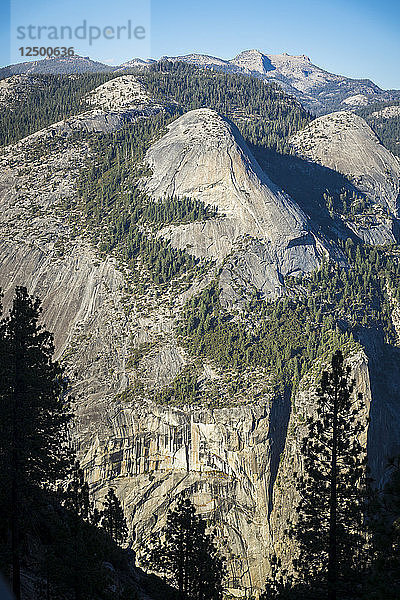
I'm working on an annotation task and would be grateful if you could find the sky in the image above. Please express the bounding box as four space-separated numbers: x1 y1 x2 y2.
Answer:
0 0 399 89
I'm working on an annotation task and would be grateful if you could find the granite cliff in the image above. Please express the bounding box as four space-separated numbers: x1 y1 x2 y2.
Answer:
143 108 325 303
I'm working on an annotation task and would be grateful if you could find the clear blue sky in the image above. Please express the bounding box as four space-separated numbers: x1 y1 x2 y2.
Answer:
0 0 399 89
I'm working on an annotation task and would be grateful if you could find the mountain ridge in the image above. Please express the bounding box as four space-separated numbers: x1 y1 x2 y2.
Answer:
1 50 399 115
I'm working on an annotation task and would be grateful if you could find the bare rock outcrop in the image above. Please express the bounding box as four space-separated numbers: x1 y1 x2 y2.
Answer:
143 108 325 300
86 74 158 111
291 111 400 218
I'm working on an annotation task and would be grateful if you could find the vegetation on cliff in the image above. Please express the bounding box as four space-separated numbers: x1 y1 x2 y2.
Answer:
137 61 312 153
0 72 117 146
177 242 400 402
74 114 214 284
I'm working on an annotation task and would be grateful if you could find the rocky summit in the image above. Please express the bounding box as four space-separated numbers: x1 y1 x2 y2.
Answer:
143 108 324 301
162 49 400 114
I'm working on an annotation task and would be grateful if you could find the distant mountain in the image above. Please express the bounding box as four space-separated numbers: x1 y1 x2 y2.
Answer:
163 49 400 114
0 55 114 78
1 50 399 114
118 58 156 70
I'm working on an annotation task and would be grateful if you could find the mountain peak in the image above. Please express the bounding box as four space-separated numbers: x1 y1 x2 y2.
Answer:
142 107 322 289
231 49 275 74
235 48 264 57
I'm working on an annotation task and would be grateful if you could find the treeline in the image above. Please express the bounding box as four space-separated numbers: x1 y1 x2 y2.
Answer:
137 61 312 153
0 72 118 146
178 241 400 396
76 115 213 284
357 100 400 156
153 366 200 405
105 227 202 285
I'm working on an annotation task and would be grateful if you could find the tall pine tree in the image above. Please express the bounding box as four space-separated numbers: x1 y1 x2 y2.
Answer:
101 488 128 546
0 287 71 599
142 494 225 600
289 351 371 599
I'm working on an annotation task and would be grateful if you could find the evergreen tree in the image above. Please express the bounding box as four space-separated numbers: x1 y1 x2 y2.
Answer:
142 494 225 600
63 461 100 525
101 488 128 546
61 462 107 600
289 351 371 599
0 287 71 600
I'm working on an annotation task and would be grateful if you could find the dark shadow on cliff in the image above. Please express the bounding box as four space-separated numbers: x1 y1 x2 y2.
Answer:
355 326 400 486
134 568 178 600
267 387 293 516
251 145 367 242
0 483 172 600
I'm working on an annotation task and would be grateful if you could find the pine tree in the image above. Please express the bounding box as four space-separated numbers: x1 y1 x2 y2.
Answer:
0 287 71 600
63 461 99 525
289 350 371 599
101 488 128 546
142 494 225 600
61 462 105 600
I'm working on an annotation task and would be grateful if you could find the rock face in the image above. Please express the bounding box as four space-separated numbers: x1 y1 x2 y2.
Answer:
82 399 280 596
0 116 283 596
143 108 324 300
29 105 165 138
290 111 400 239
0 134 129 374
